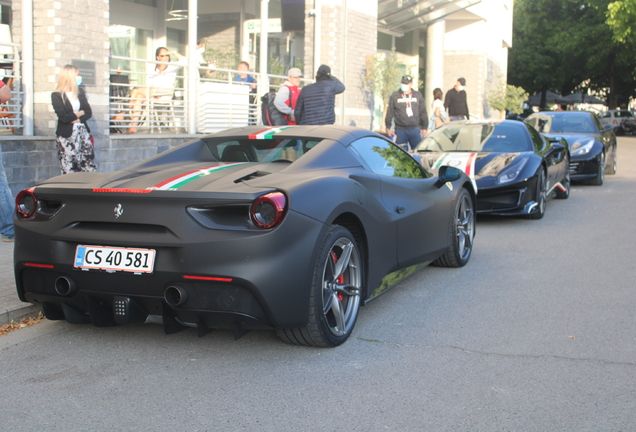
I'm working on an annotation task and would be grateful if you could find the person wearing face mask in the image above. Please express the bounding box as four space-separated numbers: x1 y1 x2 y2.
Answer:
385 75 428 151
51 64 97 174
444 77 469 121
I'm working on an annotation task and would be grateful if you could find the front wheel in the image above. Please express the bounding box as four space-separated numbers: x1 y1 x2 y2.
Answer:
277 225 363 347
587 152 605 186
607 148 617 175
433 188 475 267
525 168 547 219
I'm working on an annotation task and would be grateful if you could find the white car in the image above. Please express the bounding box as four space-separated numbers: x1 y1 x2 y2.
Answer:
599 109 634 134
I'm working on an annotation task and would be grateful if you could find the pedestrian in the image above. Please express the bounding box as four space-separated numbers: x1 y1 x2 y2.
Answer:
235 61 257 124
127 47 187 134
295 64 345 125
444 77 469 121
428 87 447 132
273 67 303 125
235 61 257 90
51 64 97 174
0 80 14 242
385 75 428 151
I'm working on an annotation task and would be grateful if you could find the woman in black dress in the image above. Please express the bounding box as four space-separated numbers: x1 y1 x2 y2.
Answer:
51 64 97 174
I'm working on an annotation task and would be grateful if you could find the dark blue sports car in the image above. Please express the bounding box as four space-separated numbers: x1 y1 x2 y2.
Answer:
524 111 617 185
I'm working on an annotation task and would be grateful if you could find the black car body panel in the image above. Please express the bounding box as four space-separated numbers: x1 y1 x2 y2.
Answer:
415 120 569 216
14 125 475 339
524 111 617 182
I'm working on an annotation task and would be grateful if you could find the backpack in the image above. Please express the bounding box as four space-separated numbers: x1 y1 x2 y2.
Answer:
261 90 288 126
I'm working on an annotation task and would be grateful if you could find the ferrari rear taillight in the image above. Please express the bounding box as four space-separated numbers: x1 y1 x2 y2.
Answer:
16 188 37 218
250 192 288 229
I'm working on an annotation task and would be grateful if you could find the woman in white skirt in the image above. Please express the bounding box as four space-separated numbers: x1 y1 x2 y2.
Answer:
51 64 97 174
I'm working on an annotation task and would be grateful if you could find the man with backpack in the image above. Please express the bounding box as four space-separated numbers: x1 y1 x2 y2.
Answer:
262 68 303 126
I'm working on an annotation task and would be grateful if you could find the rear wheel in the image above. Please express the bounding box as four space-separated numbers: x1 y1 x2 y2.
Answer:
526 168 546 219
433 188 474 268
277 225 363 347
588 152 605 185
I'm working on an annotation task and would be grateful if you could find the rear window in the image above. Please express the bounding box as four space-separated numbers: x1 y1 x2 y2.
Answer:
201 138 321 163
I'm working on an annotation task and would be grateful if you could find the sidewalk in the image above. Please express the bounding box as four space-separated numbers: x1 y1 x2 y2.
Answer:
0 241 42 325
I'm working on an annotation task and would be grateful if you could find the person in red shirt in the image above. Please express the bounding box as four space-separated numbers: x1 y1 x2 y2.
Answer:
273 68 303 125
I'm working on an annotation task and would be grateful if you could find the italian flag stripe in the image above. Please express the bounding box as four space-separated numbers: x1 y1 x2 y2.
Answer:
465 152 477 176
151 163 249 190
433 153 450 169
248 126 292 139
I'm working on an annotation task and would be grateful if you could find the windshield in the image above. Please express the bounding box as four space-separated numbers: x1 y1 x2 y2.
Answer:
529 114 596 133
416 123 532 153
201 137 321 163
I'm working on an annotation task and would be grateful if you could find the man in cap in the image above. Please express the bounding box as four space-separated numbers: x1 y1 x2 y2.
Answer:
444 77 469 121
385 75 428 151
295 64 345 125
273 67 303 125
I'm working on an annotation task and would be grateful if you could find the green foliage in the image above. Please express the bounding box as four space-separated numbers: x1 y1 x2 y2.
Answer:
363 51 407 129
487 84 529 117
508 0 636 109
607 0 636 44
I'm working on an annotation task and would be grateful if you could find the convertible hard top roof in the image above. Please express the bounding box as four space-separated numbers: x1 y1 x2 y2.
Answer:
207 125 381 144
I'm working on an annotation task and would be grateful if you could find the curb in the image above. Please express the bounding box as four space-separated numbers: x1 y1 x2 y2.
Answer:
0 303 43 326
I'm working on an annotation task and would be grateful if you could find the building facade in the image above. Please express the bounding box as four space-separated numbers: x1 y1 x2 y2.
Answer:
0 0 513 193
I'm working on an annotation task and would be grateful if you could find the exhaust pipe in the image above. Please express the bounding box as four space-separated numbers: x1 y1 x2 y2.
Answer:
55 276 76 296
164 285 188 307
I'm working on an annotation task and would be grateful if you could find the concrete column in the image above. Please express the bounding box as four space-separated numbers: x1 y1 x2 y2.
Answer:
425 18 445 113
258 0 269 97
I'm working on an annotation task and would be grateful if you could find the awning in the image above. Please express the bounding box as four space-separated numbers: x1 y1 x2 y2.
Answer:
378 0 483 37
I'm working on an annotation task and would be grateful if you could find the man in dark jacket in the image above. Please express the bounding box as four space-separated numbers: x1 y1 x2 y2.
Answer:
295 64 345 125
385 75 428 151
444 77 469 121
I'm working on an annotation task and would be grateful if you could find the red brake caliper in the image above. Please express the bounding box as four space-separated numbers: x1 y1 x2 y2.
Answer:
331 251 345 302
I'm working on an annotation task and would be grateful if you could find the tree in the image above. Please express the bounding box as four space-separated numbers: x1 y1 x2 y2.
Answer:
363 51 406 131
487 84 529 118
607 0 636 44
508 0 636 109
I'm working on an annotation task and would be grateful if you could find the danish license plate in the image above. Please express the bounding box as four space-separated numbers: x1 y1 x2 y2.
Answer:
74 245 156 273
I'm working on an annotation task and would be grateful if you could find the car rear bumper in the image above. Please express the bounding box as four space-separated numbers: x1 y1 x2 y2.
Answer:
14 210 326 331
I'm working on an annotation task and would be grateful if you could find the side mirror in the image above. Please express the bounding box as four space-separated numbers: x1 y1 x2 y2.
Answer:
603 124 613 132
435 165 462 188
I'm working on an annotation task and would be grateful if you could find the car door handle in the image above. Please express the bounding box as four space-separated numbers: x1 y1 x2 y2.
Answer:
396 206 405 214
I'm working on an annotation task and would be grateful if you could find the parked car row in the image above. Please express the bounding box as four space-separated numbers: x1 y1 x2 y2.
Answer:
11 114 618 347
417 111 617 220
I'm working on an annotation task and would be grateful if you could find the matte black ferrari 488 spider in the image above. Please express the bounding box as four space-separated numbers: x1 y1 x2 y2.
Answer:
14 126 476 347
524 111 617 185
415 120 570 219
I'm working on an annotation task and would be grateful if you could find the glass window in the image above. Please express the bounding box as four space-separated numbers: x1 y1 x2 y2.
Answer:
526 124 545 152
417 123 533 153
109 25 153 86
202 137 321 163
123 0 157 6
350 137 426 179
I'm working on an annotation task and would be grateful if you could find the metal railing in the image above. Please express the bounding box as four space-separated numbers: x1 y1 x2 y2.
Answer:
109 55 313 135
0 41 23 134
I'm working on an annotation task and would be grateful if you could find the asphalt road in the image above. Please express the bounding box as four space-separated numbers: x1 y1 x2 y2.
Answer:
2 137 635 431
